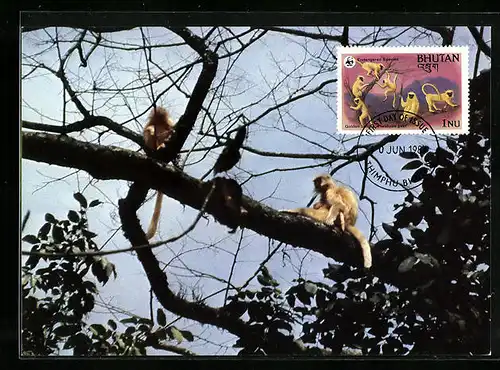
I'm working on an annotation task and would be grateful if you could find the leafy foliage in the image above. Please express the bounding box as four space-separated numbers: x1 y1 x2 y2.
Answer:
22 194 194 356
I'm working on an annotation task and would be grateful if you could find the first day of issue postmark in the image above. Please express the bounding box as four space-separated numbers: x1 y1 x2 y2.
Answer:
337 46 469 135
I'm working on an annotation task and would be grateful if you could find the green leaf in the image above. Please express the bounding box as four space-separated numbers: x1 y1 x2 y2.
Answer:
105 262 117 280
54 324 81 337
107 320 117 331
401 160 423 171
424 151 436 164
435 147 454 161
82 230 98 239
157 308 167 327
45 213 57 223
382 223 403 242
398 256 418 273
38 223 51 239
21 274 30 287
120 317 139 325
137 318 154 326
74 192 88 209
83 281 98 294
261 266 272 279
52 225 65 243
414 252 440 268
411 167 428 183
419 145 429 156
399 151 419 159
180 330 194 342
257 274 273 286
169 326 184 344
22 235 39 244
89 324 106 337
89 200 102 208
125 326 136 336
446 137 458 153
155 328 168 340
304 282 318 295
68 210 80 223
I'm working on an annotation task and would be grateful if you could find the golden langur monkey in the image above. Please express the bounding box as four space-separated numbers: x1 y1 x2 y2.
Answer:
142 107 176 240
421 83 458 113
377 72 398 108
282 175 372 269
356 59 384 80
350 97 372 127
351 75 369 98
400 91 420 117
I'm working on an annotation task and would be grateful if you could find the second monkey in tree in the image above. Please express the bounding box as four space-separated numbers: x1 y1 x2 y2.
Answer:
142 107 176 240
281 174 372 268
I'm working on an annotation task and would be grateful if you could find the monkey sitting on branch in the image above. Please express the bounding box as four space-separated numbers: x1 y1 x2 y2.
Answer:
281 174 372 269
142 106 176 240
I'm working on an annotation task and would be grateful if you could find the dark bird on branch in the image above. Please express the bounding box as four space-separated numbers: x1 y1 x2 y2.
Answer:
213 125 247 174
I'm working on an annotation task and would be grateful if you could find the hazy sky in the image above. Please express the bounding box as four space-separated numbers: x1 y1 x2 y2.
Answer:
21 25 491 355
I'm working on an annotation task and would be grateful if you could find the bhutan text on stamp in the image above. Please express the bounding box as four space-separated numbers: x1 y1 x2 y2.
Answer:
337 46 469 135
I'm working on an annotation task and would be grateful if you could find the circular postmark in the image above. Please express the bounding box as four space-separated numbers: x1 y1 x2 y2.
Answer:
355 110 441 192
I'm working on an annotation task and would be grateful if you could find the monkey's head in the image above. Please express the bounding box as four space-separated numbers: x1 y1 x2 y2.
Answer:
407 92 416 100
313 174 335 193
379 63 385 70
148 107 176 128
353 98 360 104
357 76 364 82
446 90 454 98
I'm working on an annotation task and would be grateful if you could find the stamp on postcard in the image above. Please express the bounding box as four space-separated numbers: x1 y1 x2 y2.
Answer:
337 46 469 135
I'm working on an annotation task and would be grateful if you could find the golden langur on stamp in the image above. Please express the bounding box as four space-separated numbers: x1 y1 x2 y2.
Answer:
281 174 372 269
351 75 369 98
400 91 420 117
142 107 176 240
349 97 372 127
421 83 458 113
377 72 398 108
355 59 384 80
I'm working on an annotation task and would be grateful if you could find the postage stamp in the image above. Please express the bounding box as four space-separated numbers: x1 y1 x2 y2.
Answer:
337 46 469 135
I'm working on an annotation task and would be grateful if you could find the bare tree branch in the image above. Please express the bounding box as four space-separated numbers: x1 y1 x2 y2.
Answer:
468 26 491 58
22 131 440 291
258 26 346 43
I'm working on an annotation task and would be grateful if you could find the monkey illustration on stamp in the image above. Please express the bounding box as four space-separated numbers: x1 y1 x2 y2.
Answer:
337 46 469 135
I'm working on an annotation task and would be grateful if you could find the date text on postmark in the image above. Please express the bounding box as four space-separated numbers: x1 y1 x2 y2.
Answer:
337 46 469 135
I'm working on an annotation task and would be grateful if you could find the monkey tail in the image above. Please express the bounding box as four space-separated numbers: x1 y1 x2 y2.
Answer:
421 82 439 96
346 225 372 268
146 191 164 240
392 92 397 109
394 73 398 83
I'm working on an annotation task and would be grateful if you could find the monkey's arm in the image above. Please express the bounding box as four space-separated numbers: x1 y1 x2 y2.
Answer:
143 126 157 149
349 104 361 110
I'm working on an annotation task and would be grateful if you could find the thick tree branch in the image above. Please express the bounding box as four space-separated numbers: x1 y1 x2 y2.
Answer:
422 26 454 46
155 27 219 162
22 131 437 290
468 26 491 58
258 26 345 43
118 176 305 355
22 117 144 147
